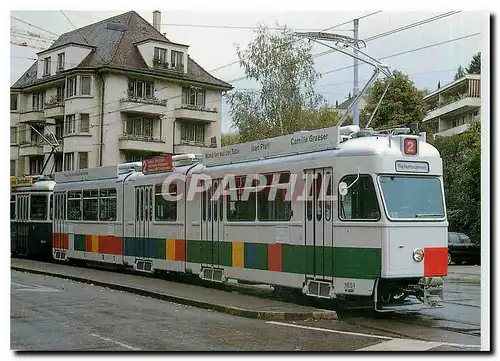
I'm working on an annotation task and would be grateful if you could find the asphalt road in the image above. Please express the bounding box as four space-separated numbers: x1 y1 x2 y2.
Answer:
11 266 483 351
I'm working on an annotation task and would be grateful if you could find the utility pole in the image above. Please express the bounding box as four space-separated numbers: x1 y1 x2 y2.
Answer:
353 18 359 126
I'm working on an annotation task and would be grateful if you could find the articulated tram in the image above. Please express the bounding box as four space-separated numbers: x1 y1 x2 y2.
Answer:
47 124 447 311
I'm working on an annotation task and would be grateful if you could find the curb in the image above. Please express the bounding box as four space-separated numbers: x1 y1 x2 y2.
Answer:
11 266 338 321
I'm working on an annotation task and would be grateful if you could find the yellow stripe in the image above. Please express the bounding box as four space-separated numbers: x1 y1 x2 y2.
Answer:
232 242 244 268
92 235 99 253
166 239 176 260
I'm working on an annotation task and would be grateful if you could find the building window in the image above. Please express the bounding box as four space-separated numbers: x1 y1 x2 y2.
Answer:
10 94 18 111
125 117 153 138
10 160 15 176
67 76 77 97
10 127 17 145
78 152 88 169
171 50 183 68
155 183 177 221
32 92 45 111
80 75 91 95
56 85 65 101
182 87 205 106
154 47 167 63
43 57 51 76
181 122 205 143
54 153 63 172
128 79 153 99
80 113 90 133
30 125 43 144
64 152 74 171
57 53 65 71
29 157 43 175
64 114 76 135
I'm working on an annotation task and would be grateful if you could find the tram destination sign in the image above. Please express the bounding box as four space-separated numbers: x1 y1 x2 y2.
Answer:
203 126 340 167
142 154 173 174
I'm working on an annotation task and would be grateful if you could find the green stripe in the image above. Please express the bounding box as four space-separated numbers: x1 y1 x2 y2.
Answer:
129 238 382 279
74 234 86 251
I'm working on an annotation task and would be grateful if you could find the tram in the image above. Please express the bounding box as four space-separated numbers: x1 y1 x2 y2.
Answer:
10 175 54 259
50 124 448 311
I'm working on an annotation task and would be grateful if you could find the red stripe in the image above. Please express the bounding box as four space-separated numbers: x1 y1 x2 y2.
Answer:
268 243 282 272
424 247 448 276
175 239 185 261
52 233 68 250
99 236 123 255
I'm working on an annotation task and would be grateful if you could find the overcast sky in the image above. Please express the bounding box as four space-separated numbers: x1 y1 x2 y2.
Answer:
10 9 487 133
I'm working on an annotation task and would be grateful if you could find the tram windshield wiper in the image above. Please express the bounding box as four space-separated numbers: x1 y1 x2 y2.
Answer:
414 213 443 218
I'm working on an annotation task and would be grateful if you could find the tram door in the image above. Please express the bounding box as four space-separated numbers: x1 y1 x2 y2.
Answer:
15 194 29 255
304 167 334 281
134 185 154 260
201 179 224 274
53 192 67 252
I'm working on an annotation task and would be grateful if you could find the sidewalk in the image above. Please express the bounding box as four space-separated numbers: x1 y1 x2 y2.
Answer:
11 258 337 321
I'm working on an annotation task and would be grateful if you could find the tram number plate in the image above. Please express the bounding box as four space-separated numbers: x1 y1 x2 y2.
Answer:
344 282 355 293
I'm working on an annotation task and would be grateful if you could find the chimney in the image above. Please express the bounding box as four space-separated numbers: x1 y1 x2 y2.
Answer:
153 10 161 32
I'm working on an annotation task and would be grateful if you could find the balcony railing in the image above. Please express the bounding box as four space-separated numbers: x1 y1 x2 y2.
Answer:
119 134 162 142
426 93 477 112
177 104 218 113
120 95 167 107
178 139 217 148
44 98 64 109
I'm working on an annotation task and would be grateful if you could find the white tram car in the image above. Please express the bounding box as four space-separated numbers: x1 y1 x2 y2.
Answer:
52 125 447 311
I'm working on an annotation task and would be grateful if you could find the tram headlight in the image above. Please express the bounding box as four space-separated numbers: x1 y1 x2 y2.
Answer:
412 248 424 262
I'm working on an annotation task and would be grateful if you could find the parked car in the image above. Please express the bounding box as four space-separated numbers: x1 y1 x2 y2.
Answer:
447 232 480 265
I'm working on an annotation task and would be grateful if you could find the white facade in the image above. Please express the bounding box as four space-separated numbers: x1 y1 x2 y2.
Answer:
423 74 481 137
11 43 225 177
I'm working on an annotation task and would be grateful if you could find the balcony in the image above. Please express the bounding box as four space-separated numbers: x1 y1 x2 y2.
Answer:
119 96 168 115
118 134 168 153
174 104 219 122
434 124 471 137
44 100 65 119
174 139 217 155
18 141 44 157
424 96 481 122
20 110 45 123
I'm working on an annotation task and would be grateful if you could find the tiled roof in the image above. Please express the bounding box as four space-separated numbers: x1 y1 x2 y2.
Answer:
11 11 232 90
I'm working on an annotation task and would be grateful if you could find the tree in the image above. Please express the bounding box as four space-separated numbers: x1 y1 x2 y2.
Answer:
466 52 481 74
221 132 241 146
431 121 481 244
227 25 330 142
359 71 428 131
454 65 466 80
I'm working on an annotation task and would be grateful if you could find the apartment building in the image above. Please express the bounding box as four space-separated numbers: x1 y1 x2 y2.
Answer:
10 10 232 177
423 74 481 137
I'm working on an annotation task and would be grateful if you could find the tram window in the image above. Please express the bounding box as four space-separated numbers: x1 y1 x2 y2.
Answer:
325 171 332 221
258 172 292 221
316 173 322 222
202 187 206 221
30 194 48 220
99 188 116 221
83 189 99 221
10 195 16 220
67 190 82 220
339 175 380 221
227 176 256 221
135 188 140 221
155 183 177 221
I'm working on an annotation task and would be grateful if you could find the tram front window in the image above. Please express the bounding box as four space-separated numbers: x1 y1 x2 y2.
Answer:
378 176 445 220
30 194 48 220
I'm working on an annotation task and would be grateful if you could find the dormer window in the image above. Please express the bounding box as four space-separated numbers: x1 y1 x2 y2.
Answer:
57 53 65 71
43 57 51 76
171 50 183 69
154 47 167 65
